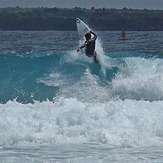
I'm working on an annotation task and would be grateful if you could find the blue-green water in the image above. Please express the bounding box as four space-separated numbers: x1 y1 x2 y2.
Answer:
0 31 163 162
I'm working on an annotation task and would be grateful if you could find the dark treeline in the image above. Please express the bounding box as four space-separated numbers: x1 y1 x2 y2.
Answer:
0 7 162 31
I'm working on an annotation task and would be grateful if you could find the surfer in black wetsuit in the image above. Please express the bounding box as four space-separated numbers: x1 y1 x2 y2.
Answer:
77 30 98 63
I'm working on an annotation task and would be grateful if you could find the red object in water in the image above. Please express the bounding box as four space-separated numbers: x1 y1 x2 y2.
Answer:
120 38 128 40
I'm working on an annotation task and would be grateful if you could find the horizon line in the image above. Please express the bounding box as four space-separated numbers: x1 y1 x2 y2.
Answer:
0 6 162 10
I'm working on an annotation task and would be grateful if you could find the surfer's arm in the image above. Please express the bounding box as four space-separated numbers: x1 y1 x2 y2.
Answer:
90 30 97 41
80 41 87 49
77 41 88 52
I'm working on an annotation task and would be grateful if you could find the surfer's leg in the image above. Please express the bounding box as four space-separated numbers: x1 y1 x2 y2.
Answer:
93 51 99 63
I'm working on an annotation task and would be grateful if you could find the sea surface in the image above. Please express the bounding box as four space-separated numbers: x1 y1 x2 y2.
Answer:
0 31 163 162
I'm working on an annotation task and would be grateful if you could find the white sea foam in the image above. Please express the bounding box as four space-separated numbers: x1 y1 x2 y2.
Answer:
112 57 163 100
57 68 111 102
0 98 162 148
38 73 68 87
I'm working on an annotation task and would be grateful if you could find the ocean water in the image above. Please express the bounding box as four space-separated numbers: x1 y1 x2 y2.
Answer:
0 31 163 162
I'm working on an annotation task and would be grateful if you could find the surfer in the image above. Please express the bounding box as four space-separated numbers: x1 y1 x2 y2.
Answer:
121 31 126 39
77 30 98 63
121 30 128 40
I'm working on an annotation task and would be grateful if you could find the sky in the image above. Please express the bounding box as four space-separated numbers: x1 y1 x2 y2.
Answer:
0 0 162 9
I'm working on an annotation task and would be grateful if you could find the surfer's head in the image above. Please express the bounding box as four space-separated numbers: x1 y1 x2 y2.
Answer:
85 33 91 40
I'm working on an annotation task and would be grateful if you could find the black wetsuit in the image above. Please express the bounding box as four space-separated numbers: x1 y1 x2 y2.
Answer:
80 32 97 56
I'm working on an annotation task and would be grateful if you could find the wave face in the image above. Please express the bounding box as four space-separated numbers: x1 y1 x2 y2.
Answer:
0 31 163 162
1 51 163 103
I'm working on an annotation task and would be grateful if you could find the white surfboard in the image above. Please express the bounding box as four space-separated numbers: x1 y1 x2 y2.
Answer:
76 18 90 38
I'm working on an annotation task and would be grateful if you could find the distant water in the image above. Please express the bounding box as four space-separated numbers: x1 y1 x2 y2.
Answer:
0 31 163 162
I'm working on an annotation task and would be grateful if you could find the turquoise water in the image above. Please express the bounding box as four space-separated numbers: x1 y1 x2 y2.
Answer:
0 31 163 162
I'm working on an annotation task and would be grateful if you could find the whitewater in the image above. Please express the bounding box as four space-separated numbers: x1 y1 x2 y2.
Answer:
0 31 163 162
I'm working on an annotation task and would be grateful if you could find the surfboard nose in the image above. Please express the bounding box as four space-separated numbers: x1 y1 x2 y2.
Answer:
76 18 81 23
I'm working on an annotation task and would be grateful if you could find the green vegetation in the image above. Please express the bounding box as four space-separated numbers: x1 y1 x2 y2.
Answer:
0 7 162 31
